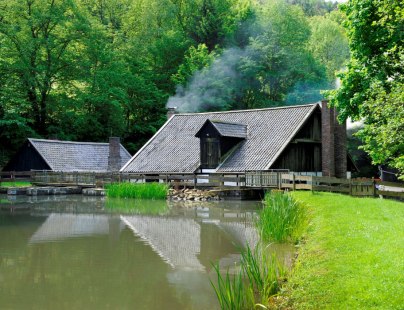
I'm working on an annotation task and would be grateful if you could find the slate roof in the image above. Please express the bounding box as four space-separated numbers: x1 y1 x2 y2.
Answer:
196 120 247 138
121 104 319 173
29 138 131 172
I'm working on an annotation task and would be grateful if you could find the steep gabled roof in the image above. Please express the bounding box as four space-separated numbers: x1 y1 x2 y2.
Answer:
29 138 131 172
121 104 319 173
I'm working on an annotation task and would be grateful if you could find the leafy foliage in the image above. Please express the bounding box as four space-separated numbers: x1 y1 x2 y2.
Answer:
357 82 404 176
326 0 404 178
0 0 350 167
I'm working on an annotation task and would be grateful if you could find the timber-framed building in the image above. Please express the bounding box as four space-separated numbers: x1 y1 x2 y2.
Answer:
121 102 355 177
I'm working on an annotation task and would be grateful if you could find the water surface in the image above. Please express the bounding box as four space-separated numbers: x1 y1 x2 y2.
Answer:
0 195 261 310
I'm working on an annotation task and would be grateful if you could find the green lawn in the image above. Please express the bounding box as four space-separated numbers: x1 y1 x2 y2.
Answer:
282 192 404 309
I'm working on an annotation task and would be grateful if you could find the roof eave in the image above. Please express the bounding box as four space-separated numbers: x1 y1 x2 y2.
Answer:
28 138 55 171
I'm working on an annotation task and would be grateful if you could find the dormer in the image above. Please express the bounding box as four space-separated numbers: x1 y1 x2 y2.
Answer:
195 120 247 169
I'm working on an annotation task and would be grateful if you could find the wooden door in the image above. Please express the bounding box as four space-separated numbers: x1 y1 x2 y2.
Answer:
201 138 220 168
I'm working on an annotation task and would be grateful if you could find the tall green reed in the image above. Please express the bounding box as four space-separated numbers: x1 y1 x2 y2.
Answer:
258 191 307 243
106 182 168 199
211 263 251 310
211 244 286 310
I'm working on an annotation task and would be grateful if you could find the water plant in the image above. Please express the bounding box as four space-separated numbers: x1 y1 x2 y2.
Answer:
211 263 250 310
106 182 168 199
211 244 286 309
0 181 31 188
258 191 307 243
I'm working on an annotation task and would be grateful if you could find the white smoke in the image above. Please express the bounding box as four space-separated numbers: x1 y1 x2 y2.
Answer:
166 48 249 112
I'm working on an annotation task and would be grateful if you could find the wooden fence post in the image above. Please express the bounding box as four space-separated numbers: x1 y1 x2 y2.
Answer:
260 171 263 188
372 178 376 197
349 179 352 196
292 174 296 191
310 175 314 193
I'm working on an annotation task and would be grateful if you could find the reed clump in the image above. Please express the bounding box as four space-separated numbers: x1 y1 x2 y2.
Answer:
106 182 168 199
211 245 286 309
258 191 307 243
0 181 31 188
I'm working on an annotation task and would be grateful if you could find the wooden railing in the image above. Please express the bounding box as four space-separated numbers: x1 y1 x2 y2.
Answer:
1 170 403 199
280 174 404 199
25 171 246 189
245 171 284 188
32 171 98 186
0 171 33 183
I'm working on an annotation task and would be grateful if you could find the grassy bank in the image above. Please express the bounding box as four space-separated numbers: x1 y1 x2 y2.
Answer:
106 182 168 199
282 192 404 309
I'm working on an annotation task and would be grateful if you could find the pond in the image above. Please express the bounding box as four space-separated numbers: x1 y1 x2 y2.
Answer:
0 195 262 310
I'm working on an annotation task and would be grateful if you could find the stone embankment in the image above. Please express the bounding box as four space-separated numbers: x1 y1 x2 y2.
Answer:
168 188 221 201
4 186 103 196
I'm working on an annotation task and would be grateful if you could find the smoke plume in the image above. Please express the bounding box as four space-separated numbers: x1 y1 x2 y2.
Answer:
167 48 251 112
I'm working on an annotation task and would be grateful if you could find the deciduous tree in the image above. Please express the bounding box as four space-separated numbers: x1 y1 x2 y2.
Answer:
327 0 403 178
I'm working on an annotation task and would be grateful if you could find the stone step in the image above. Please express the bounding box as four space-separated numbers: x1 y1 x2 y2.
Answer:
82 188 106 196
7 187 28 195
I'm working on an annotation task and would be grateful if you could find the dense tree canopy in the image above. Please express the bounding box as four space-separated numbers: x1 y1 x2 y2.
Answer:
0 0 348 167
327 0 403 178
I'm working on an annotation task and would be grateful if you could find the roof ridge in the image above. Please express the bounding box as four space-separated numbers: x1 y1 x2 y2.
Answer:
29 138 110 146
173 103 319 116
210 120 247 126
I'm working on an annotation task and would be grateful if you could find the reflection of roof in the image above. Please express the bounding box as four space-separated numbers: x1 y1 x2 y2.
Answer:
29 214 113 243
218 222 259 248
28 138 131 172
122 216 204 270
121 104 317 173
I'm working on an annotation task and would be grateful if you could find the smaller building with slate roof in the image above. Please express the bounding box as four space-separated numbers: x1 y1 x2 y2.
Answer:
121 102 354 178
2 137 131 172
